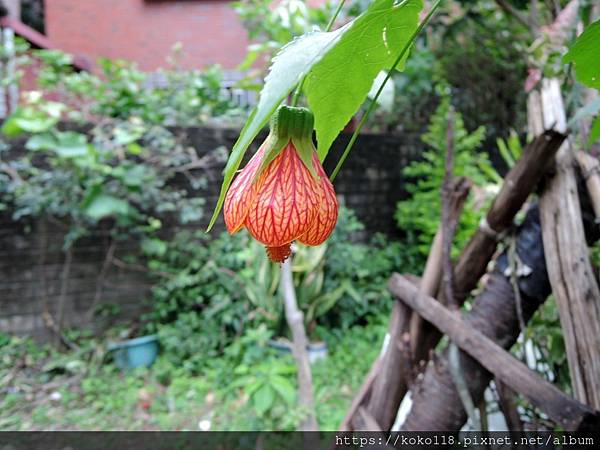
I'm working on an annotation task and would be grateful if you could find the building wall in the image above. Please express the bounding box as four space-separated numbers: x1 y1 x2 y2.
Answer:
0 126 422 340
44 0 249 71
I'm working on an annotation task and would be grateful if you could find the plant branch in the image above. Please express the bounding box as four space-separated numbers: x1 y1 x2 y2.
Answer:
441 105 481 430
280 258 318 431
329 0 441 181
495 0 535 30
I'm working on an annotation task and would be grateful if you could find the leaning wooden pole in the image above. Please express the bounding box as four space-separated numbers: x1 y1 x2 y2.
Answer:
533 78 600 410
415 130 566 363
390 272 600 432
340 130 566 431
362 177 470 431
397 202 600 433
575 151 600 219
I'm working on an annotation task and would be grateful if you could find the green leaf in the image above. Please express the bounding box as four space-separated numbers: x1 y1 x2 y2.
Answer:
307 0 422 158
26 131 90 158
252 384 275 417
270 375 296 405
54 132 90 158
568 96 600 128
563 19 600 90
1 115 25 137
2 108 58 136
589 117 600 147
25 132 57 151
141 238 167 257
206 0 422 231
84 194 131 220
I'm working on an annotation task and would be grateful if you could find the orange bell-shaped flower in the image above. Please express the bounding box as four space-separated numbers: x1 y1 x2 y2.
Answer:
224 106 338 262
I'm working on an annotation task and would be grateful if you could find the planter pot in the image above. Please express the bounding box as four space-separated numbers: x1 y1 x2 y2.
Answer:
267 339 328 364
107 335 158 370
307 341 328 363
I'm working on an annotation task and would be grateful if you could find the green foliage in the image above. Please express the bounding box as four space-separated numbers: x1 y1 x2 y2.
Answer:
207 0 423 230
563 19 600 90
34 48 244 126
395 87 497 262
1 93 218 249
523 299 570 393
305 0 423 158
436 4 528 138
143 231 251 373
0 43 235 258
143 206 412 372
563 19 600 147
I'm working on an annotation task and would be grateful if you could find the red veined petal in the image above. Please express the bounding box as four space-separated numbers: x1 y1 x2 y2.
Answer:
298 153 338 246
245 143 320 247
223 144 267 234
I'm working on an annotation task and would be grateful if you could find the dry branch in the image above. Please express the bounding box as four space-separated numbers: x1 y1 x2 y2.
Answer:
414 130 566 365
451 130 565 303
355 178 469 432
390 273 600 432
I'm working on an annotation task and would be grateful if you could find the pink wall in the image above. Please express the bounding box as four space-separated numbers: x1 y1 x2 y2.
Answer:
44 0 250 71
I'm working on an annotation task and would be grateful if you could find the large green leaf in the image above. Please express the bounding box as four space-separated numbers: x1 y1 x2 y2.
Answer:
563 19 600 90
206 0 422 231
306 0 422 159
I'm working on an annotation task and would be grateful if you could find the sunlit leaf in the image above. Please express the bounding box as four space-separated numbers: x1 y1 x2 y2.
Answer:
563 19 600 90
306 0 422 159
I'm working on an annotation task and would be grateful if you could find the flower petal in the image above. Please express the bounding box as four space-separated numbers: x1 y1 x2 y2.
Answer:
223 144 267 234
245 143 320 247
298 153 338 246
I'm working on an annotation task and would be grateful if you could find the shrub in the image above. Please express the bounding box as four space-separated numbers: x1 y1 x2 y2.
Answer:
144 207 417 372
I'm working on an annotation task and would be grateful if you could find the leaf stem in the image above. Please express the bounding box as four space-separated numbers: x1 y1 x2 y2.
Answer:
329 0 441 181
290 0 347 107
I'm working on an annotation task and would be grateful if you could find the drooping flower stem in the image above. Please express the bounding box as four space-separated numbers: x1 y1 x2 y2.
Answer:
329 0 442 182
290 0 348 107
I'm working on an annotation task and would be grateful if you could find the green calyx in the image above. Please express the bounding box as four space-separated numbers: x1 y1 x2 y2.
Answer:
270 106 314 141
253 106 319 183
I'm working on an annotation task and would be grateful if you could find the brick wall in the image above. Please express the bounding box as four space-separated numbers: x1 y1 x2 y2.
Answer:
44 0 250 71
0 126 422 339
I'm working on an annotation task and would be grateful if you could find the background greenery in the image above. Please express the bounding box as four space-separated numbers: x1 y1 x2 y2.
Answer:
1 0 597 432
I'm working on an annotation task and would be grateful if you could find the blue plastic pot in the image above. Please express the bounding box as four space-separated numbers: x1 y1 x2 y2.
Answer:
107 335 158 370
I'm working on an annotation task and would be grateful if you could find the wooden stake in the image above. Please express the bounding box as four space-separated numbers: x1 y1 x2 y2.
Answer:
575 151 600 219
533 78 600 410
390 273 600 431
